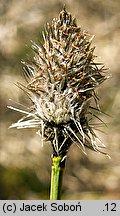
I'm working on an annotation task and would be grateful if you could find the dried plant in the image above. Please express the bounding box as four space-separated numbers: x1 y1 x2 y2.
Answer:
8 7 110 199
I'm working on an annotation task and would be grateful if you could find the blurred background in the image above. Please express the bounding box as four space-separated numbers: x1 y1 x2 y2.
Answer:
0 0 120 200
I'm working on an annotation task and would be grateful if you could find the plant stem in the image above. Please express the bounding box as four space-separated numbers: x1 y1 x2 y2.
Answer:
50 156 65 200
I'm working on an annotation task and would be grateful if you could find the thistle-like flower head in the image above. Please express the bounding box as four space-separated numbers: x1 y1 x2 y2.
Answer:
9 8 110 158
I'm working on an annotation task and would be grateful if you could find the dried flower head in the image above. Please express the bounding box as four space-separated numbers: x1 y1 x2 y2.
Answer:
8 8 110 159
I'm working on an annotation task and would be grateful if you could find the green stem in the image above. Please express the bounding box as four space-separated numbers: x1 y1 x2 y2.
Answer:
50 156 65 200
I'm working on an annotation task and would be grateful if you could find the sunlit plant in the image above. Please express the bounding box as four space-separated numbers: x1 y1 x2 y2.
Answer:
8 7 110 200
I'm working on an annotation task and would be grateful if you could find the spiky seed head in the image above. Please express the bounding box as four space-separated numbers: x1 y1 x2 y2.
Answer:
9 8 110 158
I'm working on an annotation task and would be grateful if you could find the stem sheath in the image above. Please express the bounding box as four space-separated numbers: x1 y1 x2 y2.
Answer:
50 156 65 200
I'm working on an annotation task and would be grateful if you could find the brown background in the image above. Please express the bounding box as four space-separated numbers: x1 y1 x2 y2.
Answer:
0 0 120 199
